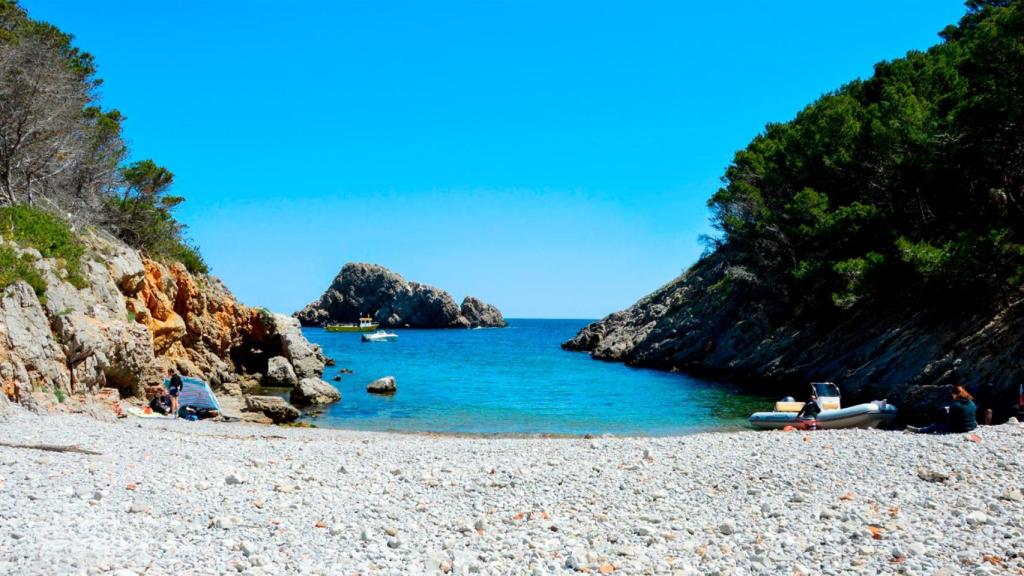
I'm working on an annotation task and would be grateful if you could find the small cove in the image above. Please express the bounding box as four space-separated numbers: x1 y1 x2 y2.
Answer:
301 319 771 436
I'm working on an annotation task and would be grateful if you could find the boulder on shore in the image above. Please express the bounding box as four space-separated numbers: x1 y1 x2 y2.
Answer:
294 263 505 329
367 376 397 395
264 356 298 388
243 395 300 424
290 378 341 407
273 314 326 379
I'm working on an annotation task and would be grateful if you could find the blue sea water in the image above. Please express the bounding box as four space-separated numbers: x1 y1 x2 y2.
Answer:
301 319 770 436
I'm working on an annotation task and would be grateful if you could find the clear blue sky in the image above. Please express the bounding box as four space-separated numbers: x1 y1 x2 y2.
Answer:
24 0 967 319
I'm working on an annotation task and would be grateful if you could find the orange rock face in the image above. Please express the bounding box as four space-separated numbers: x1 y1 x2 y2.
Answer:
3 232 321 414
126 259 273 388
130 261 186 353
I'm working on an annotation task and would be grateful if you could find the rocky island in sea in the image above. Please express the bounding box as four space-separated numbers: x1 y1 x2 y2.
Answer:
296 262 507 329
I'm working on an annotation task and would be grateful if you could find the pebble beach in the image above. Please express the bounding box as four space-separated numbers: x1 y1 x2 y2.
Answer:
1 408 1023 576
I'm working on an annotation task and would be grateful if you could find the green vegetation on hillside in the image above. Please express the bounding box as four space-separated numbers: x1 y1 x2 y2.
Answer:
0 244 44 298
0 1 207 275
111 160 208 274
708 0 1024 315
0 205 87 288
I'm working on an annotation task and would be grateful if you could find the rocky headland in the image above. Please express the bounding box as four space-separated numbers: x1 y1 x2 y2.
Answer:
563 252 1024 423
0 229 331 423
567 2 1024 427
295 263 506 329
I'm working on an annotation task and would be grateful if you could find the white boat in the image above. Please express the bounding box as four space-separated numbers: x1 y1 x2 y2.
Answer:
361 330 398 342
749 382 897 430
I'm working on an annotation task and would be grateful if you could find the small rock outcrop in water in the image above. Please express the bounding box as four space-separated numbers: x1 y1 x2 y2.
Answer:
460 296 508 328
295 263 505 329
367 376 397 395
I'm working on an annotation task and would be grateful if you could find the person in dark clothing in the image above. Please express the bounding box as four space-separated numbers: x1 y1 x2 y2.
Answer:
177 405 219 421
167 368 184 418
797 393 821 430
908 385 978 434
148 394 172 415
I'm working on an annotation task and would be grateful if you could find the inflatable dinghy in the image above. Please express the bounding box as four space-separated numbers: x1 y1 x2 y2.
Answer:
749 382 897 430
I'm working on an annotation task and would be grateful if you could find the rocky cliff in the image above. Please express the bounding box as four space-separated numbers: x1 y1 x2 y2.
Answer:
563 252 1024 423
0 230 327 419
296 263 506 329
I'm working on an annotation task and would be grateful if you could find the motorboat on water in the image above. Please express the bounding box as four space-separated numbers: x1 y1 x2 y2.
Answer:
326 316 379 332
749 382 897 430
361 330 398 342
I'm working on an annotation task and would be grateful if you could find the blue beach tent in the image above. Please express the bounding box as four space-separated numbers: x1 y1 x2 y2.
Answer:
163 376 222 411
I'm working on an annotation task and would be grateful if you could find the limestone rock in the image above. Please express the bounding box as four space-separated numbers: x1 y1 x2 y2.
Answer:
125 261 186 353
265 356 298 388
1 228 324 414
0 282 71 402
294 263 505 329
243 395 300 424
367 376 397 395
376 282 469 329
123 259 324 390
460 296 507 328
274 314 325 379
290 378 341 407
0 386 17 419
89 235 145 293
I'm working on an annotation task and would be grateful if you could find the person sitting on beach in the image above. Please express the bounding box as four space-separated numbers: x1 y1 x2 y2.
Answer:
907 385 978 434
148 394 172 415
167 368 184 418
797 393 821 431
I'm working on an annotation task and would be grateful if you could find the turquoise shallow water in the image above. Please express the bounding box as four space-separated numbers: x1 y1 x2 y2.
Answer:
302 319 771 436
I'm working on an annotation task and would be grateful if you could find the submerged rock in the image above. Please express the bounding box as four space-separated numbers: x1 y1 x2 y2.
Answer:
367 376 397 395
294 263 505 329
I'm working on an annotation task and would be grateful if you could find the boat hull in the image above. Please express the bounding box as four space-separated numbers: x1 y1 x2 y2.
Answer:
749 401 897 430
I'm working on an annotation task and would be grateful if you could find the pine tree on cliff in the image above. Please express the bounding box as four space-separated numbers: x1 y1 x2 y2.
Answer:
706 0 1024 314
0 0 207 273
